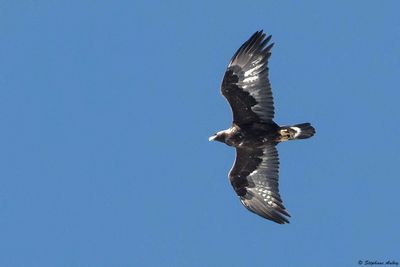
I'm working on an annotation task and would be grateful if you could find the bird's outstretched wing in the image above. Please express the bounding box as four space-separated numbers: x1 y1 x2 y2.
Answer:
221 31 275 126
229 144 290 224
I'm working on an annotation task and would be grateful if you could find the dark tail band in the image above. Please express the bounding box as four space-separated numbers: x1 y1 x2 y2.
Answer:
290 123 315 139
279 123 315 141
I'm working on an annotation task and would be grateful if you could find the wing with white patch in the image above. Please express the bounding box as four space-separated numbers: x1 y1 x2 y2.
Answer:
221 30 275 125
229 144 290 224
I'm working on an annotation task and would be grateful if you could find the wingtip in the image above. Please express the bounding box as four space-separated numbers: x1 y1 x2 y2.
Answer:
274 215 290 224
251 30 265 40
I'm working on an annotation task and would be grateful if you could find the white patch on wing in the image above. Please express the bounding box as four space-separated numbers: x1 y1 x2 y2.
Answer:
244 63 263 77
236 64 272 121
249 147 279 205
243 76 259 83
249 169 258 176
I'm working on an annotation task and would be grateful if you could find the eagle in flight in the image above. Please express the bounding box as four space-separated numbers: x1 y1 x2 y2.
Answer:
209 30 315 224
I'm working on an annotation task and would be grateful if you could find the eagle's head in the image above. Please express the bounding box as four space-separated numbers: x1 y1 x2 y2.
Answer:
208 130 228 143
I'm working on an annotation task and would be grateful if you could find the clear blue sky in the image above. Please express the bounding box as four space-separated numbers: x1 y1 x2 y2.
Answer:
1 1 399 266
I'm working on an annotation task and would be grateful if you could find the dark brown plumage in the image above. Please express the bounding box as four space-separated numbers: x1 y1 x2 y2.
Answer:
209 30 315 224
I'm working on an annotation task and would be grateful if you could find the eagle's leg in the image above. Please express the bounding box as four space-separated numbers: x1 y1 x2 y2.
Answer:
277 127 297 142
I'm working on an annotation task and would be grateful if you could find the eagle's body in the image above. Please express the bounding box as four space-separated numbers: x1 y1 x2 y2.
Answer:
213 122 279 147
209 30 315 224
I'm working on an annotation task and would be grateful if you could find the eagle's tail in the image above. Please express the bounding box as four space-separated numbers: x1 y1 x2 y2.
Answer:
278 123 315 142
